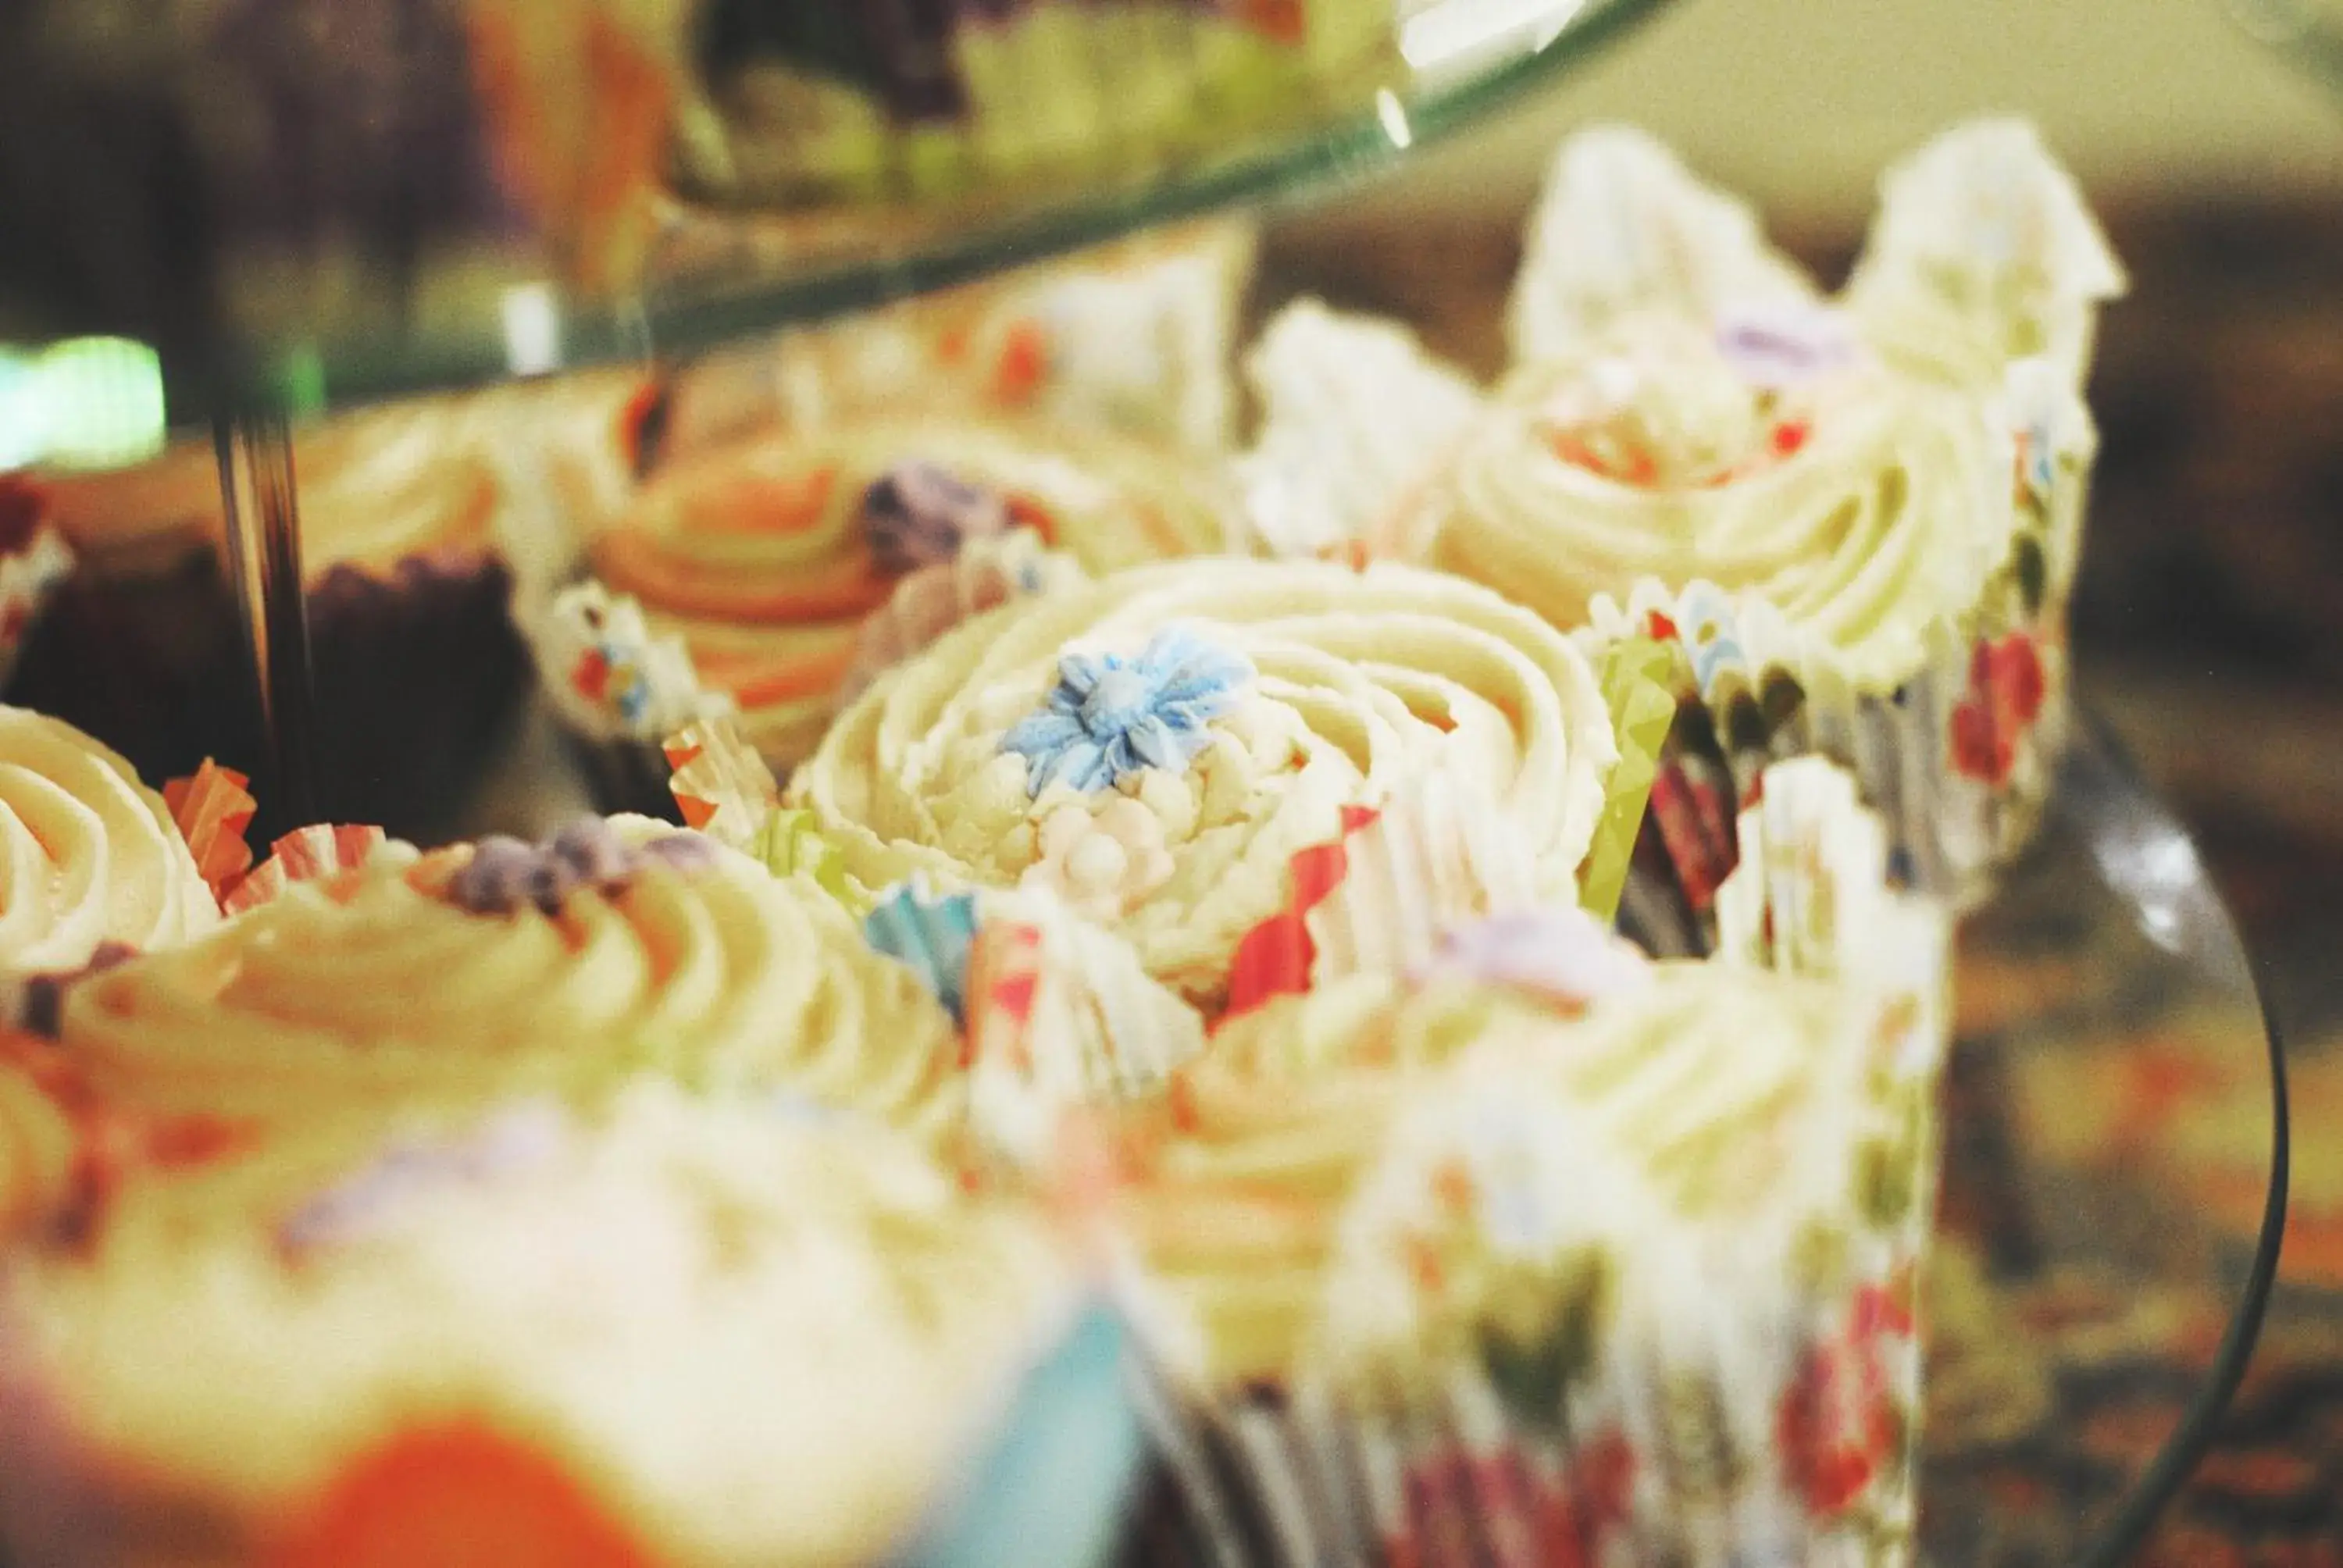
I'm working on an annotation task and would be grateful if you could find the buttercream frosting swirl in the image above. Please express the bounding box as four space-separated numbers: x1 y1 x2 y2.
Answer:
1410 314 2014 688
0 707 220 971
789 559 1618 1007
55 825 961 1142
0 1084 1073 1568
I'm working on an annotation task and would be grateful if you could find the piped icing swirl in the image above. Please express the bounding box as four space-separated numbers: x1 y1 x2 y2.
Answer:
788 559 1619 1008
1117 960 1901 1398
0 1085 1074 1568
1409 312 2013 687
0 707 220 971
54 818 961 1141
590 419 1237 767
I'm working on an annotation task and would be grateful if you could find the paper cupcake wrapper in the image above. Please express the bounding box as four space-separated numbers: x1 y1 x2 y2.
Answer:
663 715 783 850
1126 1269 1927 1568
963 891 1208 1174
220 825 413 916
1507 127 1823 371
1586 566 2066 934
161 759 259 909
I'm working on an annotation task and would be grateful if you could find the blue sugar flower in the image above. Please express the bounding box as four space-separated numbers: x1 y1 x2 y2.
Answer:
864 880 981 1026
1000 625 1255 798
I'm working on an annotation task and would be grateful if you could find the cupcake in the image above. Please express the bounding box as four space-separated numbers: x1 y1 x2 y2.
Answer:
45 816 963 1146
1112 910 1949 1566
789 557 1621 1014
1250 122 2120 905
0 1082 1118 1568
0 706 219 974
660 220 1257 463
12 372 658 842
544 417 1240 798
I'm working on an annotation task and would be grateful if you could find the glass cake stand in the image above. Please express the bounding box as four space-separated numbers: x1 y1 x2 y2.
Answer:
1915 717 2288 1567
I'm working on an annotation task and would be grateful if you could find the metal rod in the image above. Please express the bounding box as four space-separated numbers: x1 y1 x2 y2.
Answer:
212 414 318 826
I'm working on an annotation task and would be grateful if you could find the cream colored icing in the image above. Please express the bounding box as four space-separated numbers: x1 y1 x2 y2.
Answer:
1410 313 2015 688
0 1084 1072 1568
0 707 220 972
789 559 1618 1007
56 835 961 1142
0 1067 73 1244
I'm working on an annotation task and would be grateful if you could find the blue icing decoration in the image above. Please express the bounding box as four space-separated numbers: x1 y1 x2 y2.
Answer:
864 881 980 1027
900 1299 1146 1568
1000 624 1254 797
1674 583 1748 700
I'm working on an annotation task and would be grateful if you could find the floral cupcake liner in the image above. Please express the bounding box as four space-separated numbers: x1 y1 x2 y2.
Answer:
1122 1271 1925 1568
1585 549 2066 935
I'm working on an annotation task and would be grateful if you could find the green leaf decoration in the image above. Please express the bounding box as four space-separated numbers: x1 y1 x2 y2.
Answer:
1578 640 1679 922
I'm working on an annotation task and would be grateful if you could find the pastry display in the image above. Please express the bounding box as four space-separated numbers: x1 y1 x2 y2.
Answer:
0 87 2144 1568
473 0 1403 230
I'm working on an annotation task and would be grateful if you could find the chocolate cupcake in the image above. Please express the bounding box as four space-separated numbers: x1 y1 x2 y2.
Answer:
12 372 656 841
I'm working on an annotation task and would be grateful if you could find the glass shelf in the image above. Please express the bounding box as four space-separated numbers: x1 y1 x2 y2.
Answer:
0 0 1669 431
1917 718 2288 1566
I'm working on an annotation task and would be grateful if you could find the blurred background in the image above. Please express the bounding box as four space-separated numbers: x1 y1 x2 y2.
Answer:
1258 2 2343 1559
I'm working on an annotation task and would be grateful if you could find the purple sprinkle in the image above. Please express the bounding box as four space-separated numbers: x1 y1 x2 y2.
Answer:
638 832 722 875
448 836 543 917
448 821 723 918
547 817 635 886
12 942 143 1037
1714 302 1866 392
859 461 1010 577
522 855 583 918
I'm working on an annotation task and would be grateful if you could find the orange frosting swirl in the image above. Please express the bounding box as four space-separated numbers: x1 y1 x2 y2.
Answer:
592 419 1237 766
